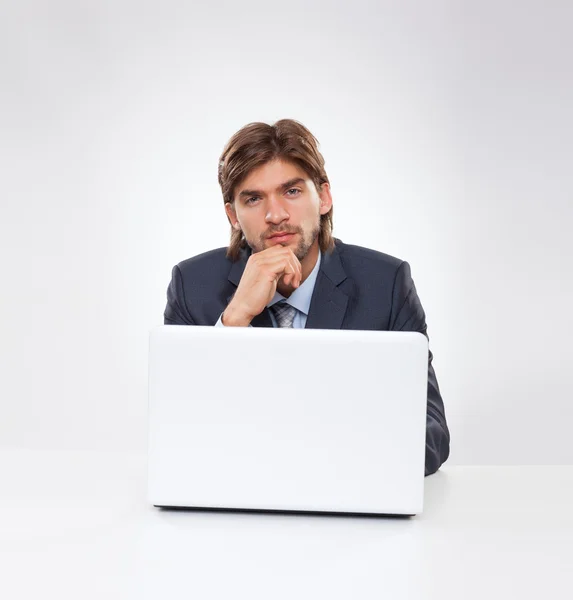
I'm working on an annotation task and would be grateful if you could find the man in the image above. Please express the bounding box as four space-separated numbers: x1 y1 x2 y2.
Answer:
164 119 450 476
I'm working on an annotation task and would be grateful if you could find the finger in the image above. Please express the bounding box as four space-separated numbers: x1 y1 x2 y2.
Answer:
285 257 299 287
285 249 302 285
280 265 292 286
276 258 297 288
283 254 301 287
282 262 295 287
288 252 302 287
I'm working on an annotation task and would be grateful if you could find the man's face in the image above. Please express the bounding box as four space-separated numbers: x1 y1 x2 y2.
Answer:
225 159 332 261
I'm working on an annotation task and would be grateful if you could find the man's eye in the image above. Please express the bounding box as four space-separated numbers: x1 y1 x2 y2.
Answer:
246 196 260 204
286 188 301 196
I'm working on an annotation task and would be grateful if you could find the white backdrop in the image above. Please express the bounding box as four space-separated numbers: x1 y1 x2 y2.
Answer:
1 0 572 465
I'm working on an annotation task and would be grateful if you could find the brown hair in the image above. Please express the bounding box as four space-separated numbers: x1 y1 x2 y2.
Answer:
218 119 334 261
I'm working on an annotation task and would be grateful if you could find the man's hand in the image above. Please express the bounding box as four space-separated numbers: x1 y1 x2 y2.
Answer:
222 246 302 326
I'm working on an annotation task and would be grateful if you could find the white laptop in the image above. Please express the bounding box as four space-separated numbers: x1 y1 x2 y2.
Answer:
147 325 428 516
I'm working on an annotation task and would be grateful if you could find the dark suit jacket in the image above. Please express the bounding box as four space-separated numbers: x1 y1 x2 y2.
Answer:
164 238 451 476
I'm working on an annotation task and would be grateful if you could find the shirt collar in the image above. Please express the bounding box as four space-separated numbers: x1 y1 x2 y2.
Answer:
267 249 322 316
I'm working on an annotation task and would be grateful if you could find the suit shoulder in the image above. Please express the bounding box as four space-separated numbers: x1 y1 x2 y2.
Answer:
335 239 404 271
175 247 231 277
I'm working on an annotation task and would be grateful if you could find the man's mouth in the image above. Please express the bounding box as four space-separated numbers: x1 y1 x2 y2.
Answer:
268 232 295 241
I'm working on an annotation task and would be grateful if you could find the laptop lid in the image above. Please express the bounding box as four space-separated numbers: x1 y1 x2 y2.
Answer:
148 325 428 515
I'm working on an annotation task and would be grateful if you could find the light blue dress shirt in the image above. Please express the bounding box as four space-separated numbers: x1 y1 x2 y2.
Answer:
216 249 322 328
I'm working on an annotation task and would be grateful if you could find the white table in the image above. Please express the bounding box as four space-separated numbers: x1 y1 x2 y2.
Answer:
1 449 572 599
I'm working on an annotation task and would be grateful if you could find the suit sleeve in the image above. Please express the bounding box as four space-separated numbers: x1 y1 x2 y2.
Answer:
389 261 451 476
164 264 196 325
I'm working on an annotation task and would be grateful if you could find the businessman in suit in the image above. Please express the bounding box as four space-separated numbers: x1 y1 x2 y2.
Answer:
164 119 450 476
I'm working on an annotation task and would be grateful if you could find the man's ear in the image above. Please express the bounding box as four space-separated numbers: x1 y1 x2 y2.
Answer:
225 202 241 230
318 182 333 215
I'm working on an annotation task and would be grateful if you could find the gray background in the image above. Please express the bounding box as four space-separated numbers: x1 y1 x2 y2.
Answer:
1 0 571 464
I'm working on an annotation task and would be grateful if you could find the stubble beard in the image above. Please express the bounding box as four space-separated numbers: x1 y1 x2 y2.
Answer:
291 221 320 261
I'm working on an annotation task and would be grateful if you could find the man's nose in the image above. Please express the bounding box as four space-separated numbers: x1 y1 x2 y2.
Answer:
265 195 289 224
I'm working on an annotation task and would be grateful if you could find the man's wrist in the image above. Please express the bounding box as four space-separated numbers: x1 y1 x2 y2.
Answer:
222 302 254 327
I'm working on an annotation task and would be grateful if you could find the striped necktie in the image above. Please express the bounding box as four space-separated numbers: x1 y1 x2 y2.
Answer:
270 301 297 328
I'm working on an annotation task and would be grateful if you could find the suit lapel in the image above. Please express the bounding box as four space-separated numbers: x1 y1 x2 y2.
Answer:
305 243 349 330
227 247 250 288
